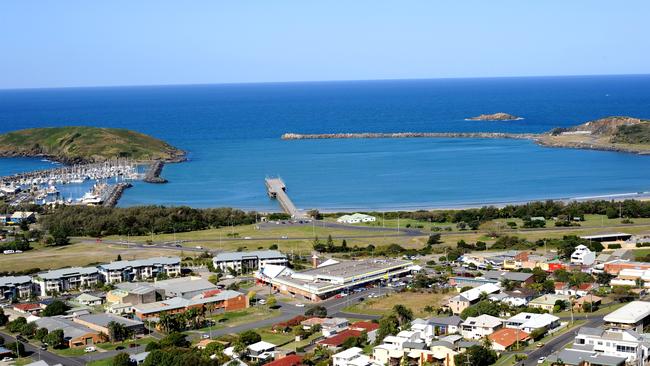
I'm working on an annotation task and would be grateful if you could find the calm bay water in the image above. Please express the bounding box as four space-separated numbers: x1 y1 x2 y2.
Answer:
1 75 650 210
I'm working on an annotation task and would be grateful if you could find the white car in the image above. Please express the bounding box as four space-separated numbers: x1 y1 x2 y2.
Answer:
295 303 305 307
85 346 96 352
2 357 13 362
244 236 252 240
195 246 203 249
202 334 211 339
537 357 546 364
281 236 288 239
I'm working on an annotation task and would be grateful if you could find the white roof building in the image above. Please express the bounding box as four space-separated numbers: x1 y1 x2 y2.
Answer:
336 213 376 224
461 314 503 340
570 245 596 266
604 301 650 332
504 312 560 333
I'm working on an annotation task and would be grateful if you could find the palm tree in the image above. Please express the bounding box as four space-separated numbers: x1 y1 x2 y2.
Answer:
392 305 413 328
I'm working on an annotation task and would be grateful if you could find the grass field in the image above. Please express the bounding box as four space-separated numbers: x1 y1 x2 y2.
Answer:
343 291 453 317
259 327 295 345
0 242 187 272
199 307 282 332
88 359 113 366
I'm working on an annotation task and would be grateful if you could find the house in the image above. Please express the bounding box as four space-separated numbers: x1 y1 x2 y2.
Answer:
504 312 560 333
372 341 457 366
247 341 276 361
570 245 596 266
75 293 104 306
321 317 350 337
73 314 145 336
350 321 380 344
333 347 379 366
460 314 503 340
213 250 288 274
604 260 650 275
13 303 42 314
34 267 100 296
105 302 133 315
488 328 530 351
152 276 217 299
0 346 14 358
528 294 571 313
574 296 603 311
35 317 104 348
489 288 535 307
318 329 364 350
548 349 627 366
265 354 304 366
573 326 650 364
603 301 650 332
0 275 33 300
412 316 462 337
482 270 534 286
97 256 181 283
555 282 598 297
448 283 501 314
196 339 216 350
336 213 376 224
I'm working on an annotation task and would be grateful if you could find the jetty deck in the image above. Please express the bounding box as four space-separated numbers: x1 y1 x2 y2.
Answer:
265 177 306 219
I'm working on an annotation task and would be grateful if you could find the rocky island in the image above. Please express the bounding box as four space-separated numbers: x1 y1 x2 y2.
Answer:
466 112 523 121
0 126 186 164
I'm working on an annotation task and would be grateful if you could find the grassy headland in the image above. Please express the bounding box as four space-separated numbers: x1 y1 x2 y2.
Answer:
0 126 185 164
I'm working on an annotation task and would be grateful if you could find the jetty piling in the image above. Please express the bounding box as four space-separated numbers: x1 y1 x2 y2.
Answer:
265 177 306 219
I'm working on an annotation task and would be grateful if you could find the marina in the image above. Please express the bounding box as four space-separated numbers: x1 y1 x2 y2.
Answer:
0 159 144 206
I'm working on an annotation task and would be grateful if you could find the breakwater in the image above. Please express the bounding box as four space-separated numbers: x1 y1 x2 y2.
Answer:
143 161 168 183
281 132 540 140
103 183 133 207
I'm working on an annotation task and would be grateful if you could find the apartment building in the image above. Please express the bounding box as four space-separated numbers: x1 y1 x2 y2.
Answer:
34 267 100 296
0 275 33 300
97 256 181 284
573 327 650 364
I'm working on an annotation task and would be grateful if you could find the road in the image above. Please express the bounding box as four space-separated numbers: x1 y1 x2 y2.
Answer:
0 331 84 366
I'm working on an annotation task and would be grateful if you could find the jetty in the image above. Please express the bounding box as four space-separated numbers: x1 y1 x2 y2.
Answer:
103 183 133 207
143 161 168 183
265 177 306 219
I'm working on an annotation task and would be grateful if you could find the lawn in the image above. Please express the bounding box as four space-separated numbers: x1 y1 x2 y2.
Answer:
0 241 187 272
200 307 282 332
343 291 453 317
259 327 295 345
96 337 153 351
88 359 114 366
51 347 87 357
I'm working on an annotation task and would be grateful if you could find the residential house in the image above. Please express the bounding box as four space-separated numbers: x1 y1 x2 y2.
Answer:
548 349 626 366
350 321 380 344
318 329 364 350
333 347 379 366
460 315 503 340
572 327 650 364
528 294 571 313
75 293 104 306
447 283 501 314
603 301 650 332
247 341 277 362
488 328 530 351
570 245 596 266
265 355 304 366
504 313 560 334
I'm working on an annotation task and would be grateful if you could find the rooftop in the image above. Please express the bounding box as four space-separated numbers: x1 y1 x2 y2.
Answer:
530 294 571 306
549 349 626 366
318 329 363 347
75 313 143 328
214 250 287 262
132 290 243 314
604 301 650 324
98 256 180 271
153 276 217 296
0 275 32 287
462 314 503 328
35 317 96 340
482 270 533 282
489 328 530 348
37 266 98 280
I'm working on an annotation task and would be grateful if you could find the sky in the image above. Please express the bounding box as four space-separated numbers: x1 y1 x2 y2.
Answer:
1 1 649 89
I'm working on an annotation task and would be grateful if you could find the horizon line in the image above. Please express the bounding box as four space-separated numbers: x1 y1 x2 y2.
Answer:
1 72 649 92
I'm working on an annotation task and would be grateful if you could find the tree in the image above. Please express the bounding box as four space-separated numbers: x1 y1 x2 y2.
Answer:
454 345 497 366
529 327 548 341
203 342 227 363
116 254 122 261
35 327 49 342
239 330 261 345
6 341 25 357
305 305 327 318
42 300 70 316
158 332 190 348
0 308 8 327
232 339 247 357
20 322 37 338
43 329 65 349
108 321 129 343
158 313 182 334
427 234 442 246
392 304 413 328
7 317 27 333
266 295 277 307
112 352 131 366
460 300 501 319
376 314 399 344
208 274 219 285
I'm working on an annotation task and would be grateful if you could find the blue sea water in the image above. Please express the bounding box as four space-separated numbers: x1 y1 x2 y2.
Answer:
1 75 650 211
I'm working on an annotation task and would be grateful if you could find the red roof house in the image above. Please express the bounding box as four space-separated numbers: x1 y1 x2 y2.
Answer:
264 354 303 366
317 329 363 349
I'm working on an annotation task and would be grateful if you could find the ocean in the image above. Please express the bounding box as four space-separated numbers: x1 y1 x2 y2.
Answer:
1 75 650 211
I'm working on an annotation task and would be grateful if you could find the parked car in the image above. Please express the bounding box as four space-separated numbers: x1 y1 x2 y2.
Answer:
537 357 546 364
202 334 211 339
2 357 13 362
295 303 305 307
85 346 96 353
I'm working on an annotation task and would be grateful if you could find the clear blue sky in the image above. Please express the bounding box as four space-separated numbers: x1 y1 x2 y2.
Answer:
1 1 649 89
